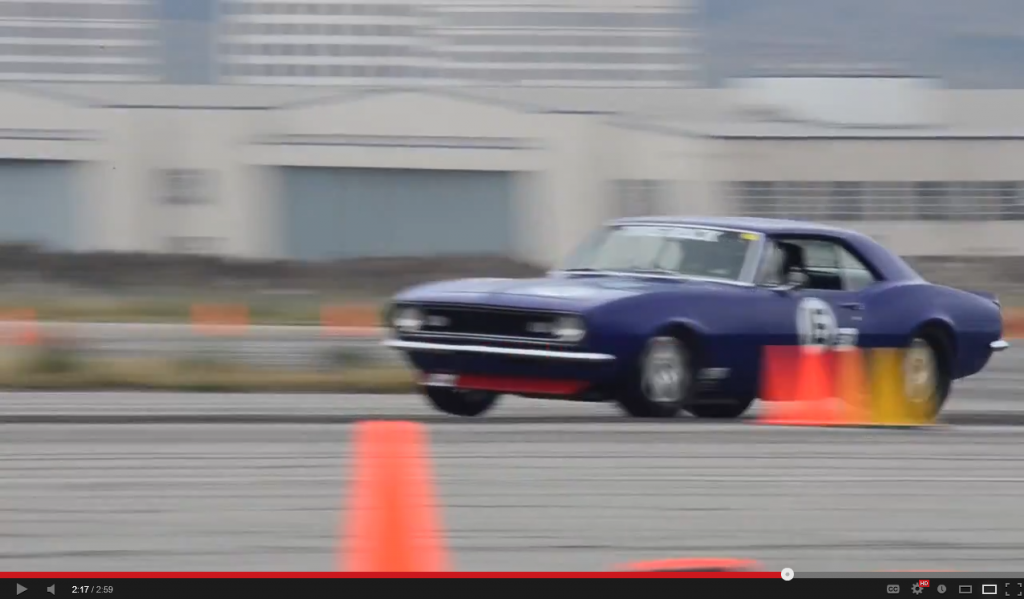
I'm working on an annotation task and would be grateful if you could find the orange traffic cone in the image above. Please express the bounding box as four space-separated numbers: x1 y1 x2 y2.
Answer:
615 557 763 572
834 346 870 425
340 421 451 572
759 345 838 426
190 303 248 336
759 345 798 405
0 309 39 346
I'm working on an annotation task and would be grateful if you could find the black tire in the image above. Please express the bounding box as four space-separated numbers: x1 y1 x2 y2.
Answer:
422 386 500 417
615 335 696 418
686 395 756 419
906 328 953 418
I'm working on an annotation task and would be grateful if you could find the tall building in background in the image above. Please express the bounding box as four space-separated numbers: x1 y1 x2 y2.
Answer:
217 0 439 85
433 0 693 87
218 0 695 87
158 0 219 84
0 0 161 82
0 0 695 86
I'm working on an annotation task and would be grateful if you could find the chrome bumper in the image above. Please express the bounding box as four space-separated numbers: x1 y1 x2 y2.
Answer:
991 339 1010 352
383 339 616 361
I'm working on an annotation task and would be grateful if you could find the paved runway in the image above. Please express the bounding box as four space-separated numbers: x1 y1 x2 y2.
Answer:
0 351 1022 572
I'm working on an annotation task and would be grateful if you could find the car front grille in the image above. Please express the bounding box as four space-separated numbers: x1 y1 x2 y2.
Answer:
412 305 565 342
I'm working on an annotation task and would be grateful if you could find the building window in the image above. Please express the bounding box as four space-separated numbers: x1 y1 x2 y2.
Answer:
863 182 912 220
729 180 1024 222
160 169 214 205
731 181 776 217
828 182 863 220
913 181 949 221
998 182 1024 221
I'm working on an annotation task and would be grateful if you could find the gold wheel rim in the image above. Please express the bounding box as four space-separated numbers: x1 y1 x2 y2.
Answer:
904 338 938 404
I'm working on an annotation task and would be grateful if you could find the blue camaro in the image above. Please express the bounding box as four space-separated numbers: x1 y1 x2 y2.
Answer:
383 217 1009 419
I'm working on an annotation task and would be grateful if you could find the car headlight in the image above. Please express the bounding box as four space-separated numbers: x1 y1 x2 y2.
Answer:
392 307 424 332
552 315 586 342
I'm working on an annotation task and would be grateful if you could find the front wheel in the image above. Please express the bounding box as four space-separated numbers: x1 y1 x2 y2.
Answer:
422 386 501 417
615 335 695 418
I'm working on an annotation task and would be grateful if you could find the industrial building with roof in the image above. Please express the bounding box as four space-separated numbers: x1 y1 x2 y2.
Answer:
1 75 1024 266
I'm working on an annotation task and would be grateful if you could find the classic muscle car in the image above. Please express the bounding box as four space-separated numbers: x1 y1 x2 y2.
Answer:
383 217 1008 419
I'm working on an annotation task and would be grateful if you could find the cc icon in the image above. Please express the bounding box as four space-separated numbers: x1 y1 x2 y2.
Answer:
888 584 901 594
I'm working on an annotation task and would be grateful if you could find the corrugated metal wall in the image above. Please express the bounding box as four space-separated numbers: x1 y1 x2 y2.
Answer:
0 160 78 250
281 167 515 260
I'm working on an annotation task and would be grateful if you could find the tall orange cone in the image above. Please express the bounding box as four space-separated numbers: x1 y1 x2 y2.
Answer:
760 345 838 426
341 421 450 572
833 346 870 425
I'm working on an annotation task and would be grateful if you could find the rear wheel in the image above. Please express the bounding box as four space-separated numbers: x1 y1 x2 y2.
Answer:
904 332 952 418
422 386 500 417
616 336 694 418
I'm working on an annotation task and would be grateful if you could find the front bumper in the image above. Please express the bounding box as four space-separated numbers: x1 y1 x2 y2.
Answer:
382 338 621 389
383 339 615 361
992 339 1010 352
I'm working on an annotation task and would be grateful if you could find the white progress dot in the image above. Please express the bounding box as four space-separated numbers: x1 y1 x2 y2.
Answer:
781 568 795 581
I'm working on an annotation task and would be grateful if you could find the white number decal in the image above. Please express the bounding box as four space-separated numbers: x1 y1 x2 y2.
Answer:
796 297 838 347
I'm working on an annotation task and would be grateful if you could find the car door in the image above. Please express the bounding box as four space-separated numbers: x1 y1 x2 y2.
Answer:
784 237 876 348
750 236 878 350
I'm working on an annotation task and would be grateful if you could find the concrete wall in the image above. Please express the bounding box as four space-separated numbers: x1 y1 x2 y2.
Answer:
2 85 1024 266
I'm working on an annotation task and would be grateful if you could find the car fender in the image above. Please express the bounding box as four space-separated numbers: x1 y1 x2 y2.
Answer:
584 289 751 374
859 283 956 342
859 282 998 378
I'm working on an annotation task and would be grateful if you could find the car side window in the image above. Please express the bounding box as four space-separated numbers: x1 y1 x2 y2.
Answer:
776 237 879 292
836 246 878 291
800 240 841 270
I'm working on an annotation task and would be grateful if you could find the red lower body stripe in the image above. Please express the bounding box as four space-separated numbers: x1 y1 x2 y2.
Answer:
455 375 588 395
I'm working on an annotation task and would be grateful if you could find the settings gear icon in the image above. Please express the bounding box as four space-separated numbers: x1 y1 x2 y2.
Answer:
912 582 924 594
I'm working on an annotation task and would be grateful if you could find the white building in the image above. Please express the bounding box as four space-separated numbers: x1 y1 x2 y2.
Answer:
217 0 696 87
2 77 1024 266
217 0 439 85
432 0 693 87
0 0 160 82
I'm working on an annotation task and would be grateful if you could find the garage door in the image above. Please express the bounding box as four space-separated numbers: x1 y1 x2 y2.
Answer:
0 159 78 250
281 167 515 260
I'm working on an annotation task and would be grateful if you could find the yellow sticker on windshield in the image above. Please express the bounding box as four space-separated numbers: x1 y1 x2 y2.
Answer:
740 233 760 241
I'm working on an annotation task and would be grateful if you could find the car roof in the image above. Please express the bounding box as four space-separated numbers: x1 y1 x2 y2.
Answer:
610 216 855 237
609 216 923 282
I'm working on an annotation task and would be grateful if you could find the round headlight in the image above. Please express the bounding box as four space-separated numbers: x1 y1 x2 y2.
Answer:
393 307 424 331
553 315 585 342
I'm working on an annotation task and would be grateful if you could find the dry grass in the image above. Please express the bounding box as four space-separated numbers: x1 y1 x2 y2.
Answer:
0 351 417 392
0 297 385 326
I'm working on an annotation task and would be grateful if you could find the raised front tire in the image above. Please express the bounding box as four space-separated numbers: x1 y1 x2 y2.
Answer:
685 395 756 419
615 335 695 418
422 386 501 417
904 330 953 419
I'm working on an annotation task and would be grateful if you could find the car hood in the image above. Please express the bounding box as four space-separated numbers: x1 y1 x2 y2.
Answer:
394 275 735 311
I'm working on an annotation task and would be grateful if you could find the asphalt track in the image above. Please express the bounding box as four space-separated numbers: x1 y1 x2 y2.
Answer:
0 351 1022 572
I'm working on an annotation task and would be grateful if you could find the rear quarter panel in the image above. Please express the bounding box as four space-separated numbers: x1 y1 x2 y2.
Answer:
859 281 1002 379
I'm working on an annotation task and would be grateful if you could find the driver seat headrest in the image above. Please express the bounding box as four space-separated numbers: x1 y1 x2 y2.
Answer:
778 242 806 272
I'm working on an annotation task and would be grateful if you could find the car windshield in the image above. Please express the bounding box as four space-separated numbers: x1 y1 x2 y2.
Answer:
560 225 760 282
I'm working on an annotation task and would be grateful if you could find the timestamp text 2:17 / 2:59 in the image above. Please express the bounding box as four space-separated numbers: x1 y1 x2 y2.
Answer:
71 585 115 594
